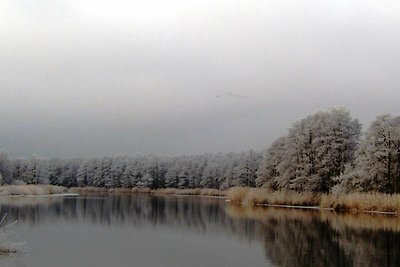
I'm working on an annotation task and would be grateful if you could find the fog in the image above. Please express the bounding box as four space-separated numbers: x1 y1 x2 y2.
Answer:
1 0 400 158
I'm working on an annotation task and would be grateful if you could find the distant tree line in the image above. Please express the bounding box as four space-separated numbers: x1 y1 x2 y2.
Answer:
0 150 261 190
1 107 400 194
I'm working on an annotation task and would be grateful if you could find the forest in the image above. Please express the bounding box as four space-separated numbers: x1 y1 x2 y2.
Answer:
0 107 399 194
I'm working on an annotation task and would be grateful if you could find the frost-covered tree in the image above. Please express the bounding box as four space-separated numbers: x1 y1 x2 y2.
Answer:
0 151 11 184
256 137 286 189
257 108 361 192
233 150 260 187
120 164 135 188
343 115 400 193
165 167 179 188
137 173 154 188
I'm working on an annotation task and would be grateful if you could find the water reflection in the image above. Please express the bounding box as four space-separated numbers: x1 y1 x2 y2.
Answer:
1 195 259 240
0 195 400 267
227 205 400 267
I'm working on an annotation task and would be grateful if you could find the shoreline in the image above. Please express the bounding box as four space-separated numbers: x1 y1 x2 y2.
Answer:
2 185 400 216
226 187 400 215
0 193 79 199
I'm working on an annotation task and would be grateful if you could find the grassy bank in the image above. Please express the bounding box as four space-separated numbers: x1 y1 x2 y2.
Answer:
151 188 226 197
2 185 399 214
226 187 400 214
69 187 226 197
0 185 68 196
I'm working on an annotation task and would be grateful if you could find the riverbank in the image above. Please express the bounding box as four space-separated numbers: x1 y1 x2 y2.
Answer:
2 185 400 215
68 186 227 197
0 185 69 196
226 187 400 214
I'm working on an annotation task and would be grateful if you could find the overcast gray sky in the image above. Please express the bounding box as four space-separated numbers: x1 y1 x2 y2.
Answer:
1 0 400 158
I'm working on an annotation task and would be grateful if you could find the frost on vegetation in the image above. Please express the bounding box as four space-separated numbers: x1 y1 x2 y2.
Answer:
0 108 400 196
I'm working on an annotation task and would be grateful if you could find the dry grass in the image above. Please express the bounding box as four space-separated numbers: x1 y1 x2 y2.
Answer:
176 188 202 195
200 188 226 197
151 188 226 197
262 191 321 206
151 188 177 195
226 187 251 203
244 188 271 205
132 187 152 194
68 187 108 194
70 187 225 196
227 187 400 214
227 187 320 206
108 188 132 194
320 193 400 213
0 185 68 196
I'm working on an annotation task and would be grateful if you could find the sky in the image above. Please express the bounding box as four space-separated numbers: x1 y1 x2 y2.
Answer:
1 0 400 158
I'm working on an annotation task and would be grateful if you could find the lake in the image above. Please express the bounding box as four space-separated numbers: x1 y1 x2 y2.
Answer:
0 194 399 267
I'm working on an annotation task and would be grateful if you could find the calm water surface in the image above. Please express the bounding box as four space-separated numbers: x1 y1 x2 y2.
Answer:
0 194 399 267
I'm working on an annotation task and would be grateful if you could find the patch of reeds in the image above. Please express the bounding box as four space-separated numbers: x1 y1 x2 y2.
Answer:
226 187 251 204
151 188 226 196
69 187 225 196
227 187 320 206
227 187 400 214
0 185 67 196
108 188 133 194
200 188 226 197
320 193 400 213
68 187 108 194
131 187 152 194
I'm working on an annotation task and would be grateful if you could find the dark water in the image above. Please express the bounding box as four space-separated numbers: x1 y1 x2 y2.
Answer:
0 195 400 267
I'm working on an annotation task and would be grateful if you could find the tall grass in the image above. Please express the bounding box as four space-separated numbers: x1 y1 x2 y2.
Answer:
151 188 226 196
226 187 251 203
200 188 226 197
227 187 400 214
69 187 108 194
0 185 68 196
69 187 225 196
228 187 320 206
320 193 400 213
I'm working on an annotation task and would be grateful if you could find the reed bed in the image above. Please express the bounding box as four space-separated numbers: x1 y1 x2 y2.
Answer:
0 185 67 196
69 187 108 194
131 187 152 194
200 188 226 197
108 188 134 194
151 188 226 196
320 193 400 213
227 187 400 214
226 187 251 203
69 186 225 196
227 187 320 206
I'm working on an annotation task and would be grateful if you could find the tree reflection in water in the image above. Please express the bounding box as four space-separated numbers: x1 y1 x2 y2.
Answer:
227 205 400 267
1 195 400 267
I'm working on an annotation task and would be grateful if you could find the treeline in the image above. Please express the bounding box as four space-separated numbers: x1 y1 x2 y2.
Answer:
1 107 400 194
0 150 261 190
257 108 400 194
